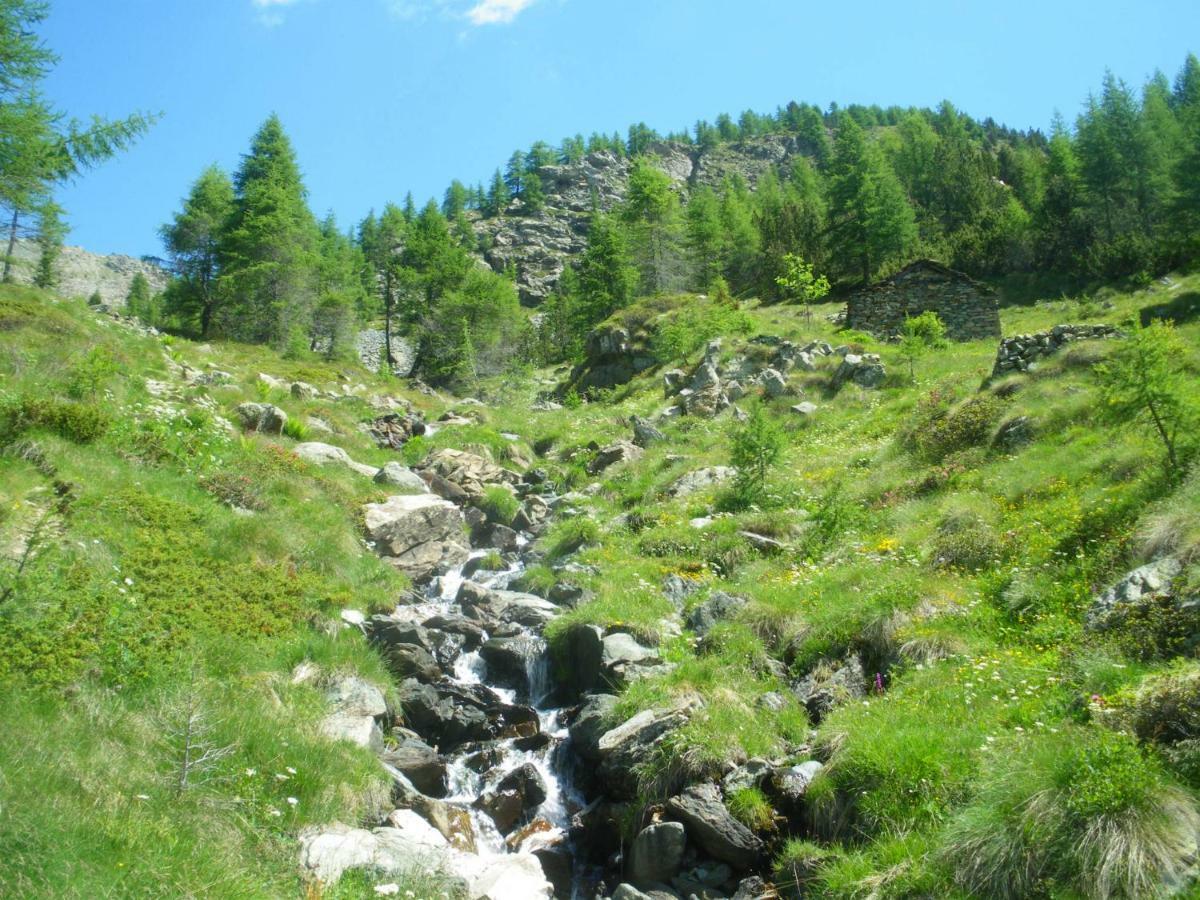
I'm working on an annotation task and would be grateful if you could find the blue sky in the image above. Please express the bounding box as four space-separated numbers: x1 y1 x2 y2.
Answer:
41 0 1200 258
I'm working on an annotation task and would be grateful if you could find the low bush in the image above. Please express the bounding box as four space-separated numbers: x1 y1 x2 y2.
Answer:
0 394 111 445
652 299 753 363
902 390 1006 462
941 727 1200 900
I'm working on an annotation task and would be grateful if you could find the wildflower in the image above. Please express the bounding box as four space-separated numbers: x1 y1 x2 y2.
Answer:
286 797 299 806
134 794 150 800
373 886 399 897
275 773 289 781
286 766 297 774
268 808 282 817
245 768 256 777
124 577 133 586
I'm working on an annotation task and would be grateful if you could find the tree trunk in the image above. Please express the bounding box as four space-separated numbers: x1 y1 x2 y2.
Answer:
383 271 394 376
3 209 20 283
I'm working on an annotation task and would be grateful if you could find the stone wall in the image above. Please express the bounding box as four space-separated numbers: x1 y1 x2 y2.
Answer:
844 261 1001 342
992 324 1119 376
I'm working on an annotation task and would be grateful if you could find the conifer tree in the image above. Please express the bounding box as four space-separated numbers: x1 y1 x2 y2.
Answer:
827 116 916 283
485 169 509 217
218 115 319 347
160 164 234 337
31 199 63 289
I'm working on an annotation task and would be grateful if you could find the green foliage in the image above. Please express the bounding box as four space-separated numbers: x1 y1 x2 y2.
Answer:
651 296 753 363
726 404 787 509
941 727 1200 900
125 272 158 326
727 786 775 831
1096 319 1196 476
903 390 1006 462
774 252 830 320
65 345 118 399
281 417 310 442
897 310 948 379
477 485 519 526
0 393 110 444
544 517 599 560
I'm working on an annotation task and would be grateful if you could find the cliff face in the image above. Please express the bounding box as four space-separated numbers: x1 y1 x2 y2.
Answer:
5 239 170 306
470 134 815 305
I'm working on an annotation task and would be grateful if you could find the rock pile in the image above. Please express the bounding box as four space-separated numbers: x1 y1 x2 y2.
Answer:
992 324 1120 376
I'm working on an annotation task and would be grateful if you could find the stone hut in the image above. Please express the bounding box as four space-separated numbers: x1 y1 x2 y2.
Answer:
844 260 1000 342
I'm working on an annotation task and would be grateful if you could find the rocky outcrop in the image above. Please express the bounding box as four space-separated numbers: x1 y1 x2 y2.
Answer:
1087 557 1192 632
293 442 379 477
6 238 168 305
567 325 658 393
422 449 520 499
235 402 288 434
627 821 687 885
468 137 819 304
367 413 426 450
831 353 886 390
363 494 469 582
355 330 417 376
587 440 644 475
992 323 1120 376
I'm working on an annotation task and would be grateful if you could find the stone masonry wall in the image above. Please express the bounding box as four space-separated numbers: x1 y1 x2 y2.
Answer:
845 263 1001 342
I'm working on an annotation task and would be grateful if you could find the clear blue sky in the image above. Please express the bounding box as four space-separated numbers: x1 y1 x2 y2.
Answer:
41 0 1200 258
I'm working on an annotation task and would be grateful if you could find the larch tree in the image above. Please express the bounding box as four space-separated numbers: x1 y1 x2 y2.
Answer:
160 164 234 338
217 115 319 349
1 0 154 282
827 115 916 284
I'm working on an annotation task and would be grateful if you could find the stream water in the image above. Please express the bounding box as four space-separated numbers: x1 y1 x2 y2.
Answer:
390 535 591 897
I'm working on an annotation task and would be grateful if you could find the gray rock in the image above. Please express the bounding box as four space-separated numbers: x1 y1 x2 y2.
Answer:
569 693 618 761
561 624 605 699
628 821 687 885
324 675 387 719
294 442 378 477
739 531 786 554
480 631 542 694
588 440 645 475
758 368 788 397
363 494 469 583
793 654 866 721
632 415 667 447
791 401 818 416
669 466 736 498
381 738 447 798
832 353 886 390
477 763 547 834
768 760 824 820
596 707 692 800
666 783 764 870
602 632 663 684
686 592 747 638
1088 557 1187 630
374 461 429 492
319 714 384 751
235 402 288 434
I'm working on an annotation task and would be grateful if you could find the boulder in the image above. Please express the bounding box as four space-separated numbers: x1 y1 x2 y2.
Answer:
367 412 426 450
235 402 288 434
560 624 605 699
569 693 618 761
480 631 542 694
298 822 449 885
628 821 687 885
363 494 469 582
665 783 764 870
758 368 788 397
791 401 818 417
319 714 383 751
601 632 662 684
1087 557 1190 631
382 738 447 798
768 760 824 821
324 675 388 719
477 763 548 834
424 448 520 498
686 591 747 638
832 353 886 389
452 852 553 900
596 707 691 800
631 415 667 448
293 442 378 477
374 462 429 492
587 440 644 475
793 654 866 722
669 466 736 498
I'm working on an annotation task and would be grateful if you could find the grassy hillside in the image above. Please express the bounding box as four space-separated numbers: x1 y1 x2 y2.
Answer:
2 269 1199 897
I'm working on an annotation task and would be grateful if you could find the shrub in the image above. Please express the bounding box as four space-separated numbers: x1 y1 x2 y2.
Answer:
0 394 111 444
65 346 119 399
200 472 266 511
476 486 519 526
725 403 787 509
400 434 429 466
897 310 948 380
930 510 1002 571
902 391 1006 462
941 727 1200 900
651 299 753 363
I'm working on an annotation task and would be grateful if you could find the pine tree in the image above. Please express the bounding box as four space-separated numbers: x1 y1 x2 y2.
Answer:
622 158 686 294
160 165 234 337
125 272 155 325
685 186 725 289
218 115 319 347
504 151 526 197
